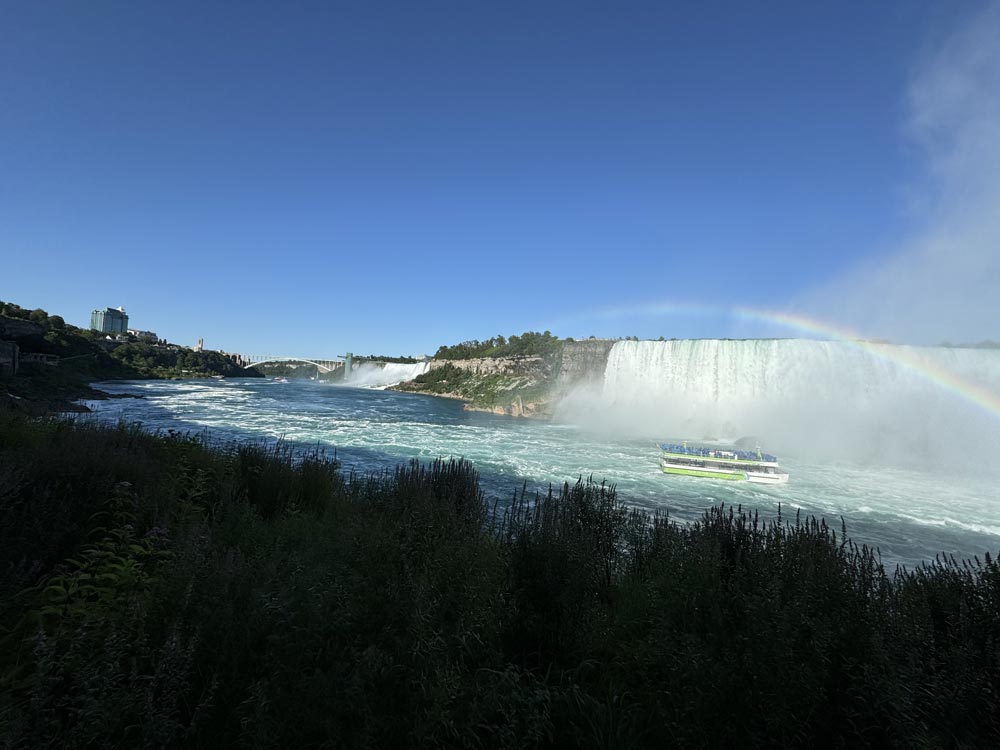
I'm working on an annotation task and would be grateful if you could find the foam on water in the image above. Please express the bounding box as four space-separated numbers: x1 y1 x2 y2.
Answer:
85 370 1000 568
348 362 431 388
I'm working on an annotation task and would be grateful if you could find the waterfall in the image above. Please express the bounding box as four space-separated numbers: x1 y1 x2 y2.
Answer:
590 339 1000 466
349 361 431 388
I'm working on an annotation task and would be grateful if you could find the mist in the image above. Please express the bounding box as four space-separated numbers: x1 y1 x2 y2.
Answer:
797 1 1000 344
554 6 1000 468
554 339 1000 470
346 361 431 388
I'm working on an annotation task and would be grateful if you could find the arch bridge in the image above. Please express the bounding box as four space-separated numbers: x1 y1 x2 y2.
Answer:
242 356 344 374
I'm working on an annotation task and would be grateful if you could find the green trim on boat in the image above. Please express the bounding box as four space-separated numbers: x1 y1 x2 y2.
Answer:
662 466 746 480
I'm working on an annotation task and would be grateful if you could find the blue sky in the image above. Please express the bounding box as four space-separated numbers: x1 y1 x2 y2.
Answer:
2 1 995 356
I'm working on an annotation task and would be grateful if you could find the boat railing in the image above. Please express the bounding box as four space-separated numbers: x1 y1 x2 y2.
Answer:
659 443 778 463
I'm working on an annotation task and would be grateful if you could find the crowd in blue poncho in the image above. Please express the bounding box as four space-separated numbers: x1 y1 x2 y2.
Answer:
659 443 778 463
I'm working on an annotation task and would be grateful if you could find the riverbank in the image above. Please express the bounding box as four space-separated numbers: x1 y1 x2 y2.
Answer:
0 363 116 415
2 413 999 747
1 313 263 416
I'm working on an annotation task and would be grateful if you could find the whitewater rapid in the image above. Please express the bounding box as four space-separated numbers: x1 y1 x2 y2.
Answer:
85 361 1000 568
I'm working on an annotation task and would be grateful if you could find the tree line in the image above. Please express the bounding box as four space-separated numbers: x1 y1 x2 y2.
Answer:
434 330 565 360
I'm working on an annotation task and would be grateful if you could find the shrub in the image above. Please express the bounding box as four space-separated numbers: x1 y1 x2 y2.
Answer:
2 416 999 747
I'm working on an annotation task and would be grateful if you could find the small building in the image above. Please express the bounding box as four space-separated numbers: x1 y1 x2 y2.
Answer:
127 328 159 343
0 340 18 376
91 306 129 334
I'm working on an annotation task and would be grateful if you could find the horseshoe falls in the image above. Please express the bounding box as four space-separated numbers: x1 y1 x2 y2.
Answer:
87 339 1000 568
591 339 1000 469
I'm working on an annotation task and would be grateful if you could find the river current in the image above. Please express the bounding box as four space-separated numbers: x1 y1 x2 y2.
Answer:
85 376 1000 569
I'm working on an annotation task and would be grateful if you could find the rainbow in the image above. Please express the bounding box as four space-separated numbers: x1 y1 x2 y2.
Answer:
547 301 1000 422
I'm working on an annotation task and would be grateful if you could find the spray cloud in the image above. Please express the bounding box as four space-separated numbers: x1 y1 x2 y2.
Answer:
800 1 1000 344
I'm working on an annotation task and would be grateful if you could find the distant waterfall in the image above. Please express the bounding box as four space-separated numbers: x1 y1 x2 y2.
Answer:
594 339 1000 465
349 361 431 388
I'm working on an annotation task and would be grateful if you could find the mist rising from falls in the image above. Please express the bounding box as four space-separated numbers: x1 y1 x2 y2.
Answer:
559 339 1000 468
349 361 431 388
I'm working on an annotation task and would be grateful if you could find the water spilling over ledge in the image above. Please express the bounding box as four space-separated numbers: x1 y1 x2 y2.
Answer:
347 361 431 388
579 339 1000 468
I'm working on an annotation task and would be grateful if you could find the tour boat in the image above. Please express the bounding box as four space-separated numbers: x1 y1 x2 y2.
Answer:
659 442 789 484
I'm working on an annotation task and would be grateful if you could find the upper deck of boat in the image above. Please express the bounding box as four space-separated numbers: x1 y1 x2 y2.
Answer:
659 443 780 467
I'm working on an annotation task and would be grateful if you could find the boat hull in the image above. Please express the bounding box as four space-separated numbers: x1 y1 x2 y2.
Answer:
746 471 789 485
660 447 789 484
661 463 746 480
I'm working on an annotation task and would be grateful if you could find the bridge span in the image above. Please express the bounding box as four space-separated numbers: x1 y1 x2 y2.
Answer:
237 353 411 378
240 355 345 374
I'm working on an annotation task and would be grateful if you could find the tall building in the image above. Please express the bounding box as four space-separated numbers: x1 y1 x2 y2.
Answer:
90 306 129 334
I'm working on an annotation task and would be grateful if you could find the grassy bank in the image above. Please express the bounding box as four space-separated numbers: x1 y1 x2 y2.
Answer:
2 415 999 747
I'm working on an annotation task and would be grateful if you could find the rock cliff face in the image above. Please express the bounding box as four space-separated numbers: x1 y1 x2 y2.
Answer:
0 340 18 377
397 355 554 417
394 341 616 419
0 316 45 341
557 340 617 387
426 356 547 378
426 342 615 386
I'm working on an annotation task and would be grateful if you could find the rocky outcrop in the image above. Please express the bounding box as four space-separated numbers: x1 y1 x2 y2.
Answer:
394 343 617 419
394 355 552 418
464 396 548 418
0 316 45 341
425 344 615 388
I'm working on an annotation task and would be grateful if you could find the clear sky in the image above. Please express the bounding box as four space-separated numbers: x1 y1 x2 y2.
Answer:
2 1 997 356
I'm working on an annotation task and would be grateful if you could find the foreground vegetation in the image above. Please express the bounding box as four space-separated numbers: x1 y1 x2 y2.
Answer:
2 416 999 747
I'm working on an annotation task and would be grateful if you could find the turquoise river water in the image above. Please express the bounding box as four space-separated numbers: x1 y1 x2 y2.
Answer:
85 376 1000 569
